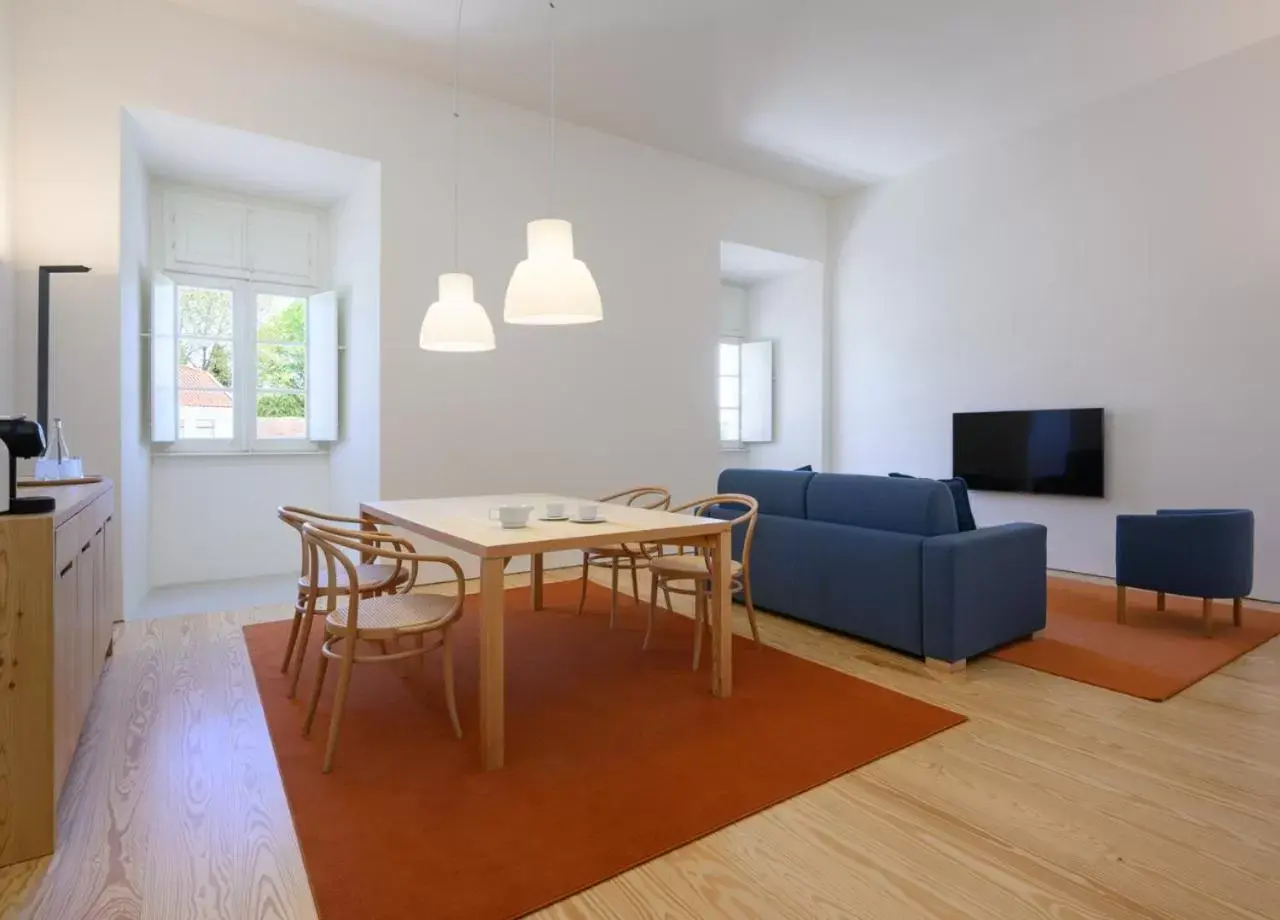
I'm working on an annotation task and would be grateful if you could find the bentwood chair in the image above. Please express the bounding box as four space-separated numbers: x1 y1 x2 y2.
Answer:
575 486 673 627
300 522 465 773
644 494 759 669
278 506 412 698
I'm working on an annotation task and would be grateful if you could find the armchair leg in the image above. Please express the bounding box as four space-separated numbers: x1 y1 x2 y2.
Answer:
926 658 966 674
1233 597 1244 627
1116 585 1127 625
1202 598 1214 638
1156 591 1166 611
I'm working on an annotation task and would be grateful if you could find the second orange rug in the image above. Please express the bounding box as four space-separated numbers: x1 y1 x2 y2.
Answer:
244 580 964 920
993 577 1280 700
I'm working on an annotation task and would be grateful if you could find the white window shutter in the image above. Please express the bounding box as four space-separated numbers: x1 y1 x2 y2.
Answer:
307 291 339 442
151 273 178 443
740 340 773 443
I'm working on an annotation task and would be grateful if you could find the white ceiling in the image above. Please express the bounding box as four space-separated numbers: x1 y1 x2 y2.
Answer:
159 0 1280 191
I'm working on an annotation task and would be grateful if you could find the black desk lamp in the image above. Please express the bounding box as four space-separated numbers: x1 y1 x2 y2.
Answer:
38 265 92 435
0 417 54 515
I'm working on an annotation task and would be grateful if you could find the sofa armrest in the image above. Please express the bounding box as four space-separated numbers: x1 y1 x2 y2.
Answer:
922 523 1047 663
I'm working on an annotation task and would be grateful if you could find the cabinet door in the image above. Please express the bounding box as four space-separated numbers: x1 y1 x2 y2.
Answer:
246 207 319 284
75 533 96 732
51 552 78 800
92 517 112 665
165 190 247 276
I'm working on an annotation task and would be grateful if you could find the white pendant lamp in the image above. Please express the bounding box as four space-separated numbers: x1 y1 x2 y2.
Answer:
505 0 602 325
420 0 495 353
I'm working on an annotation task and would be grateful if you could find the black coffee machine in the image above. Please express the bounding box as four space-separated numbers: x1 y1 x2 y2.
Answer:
0 416 55 515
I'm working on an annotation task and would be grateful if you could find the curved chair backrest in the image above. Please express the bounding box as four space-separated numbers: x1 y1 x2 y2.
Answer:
278 505 373 575
669 493 760 577
599 486 671 511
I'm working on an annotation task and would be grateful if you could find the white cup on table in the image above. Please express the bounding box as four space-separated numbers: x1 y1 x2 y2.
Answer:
489 504 534 529
576 503 600 522
545 501 565 519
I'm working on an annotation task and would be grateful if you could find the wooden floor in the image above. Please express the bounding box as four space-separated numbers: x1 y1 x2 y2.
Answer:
4 568 1278 919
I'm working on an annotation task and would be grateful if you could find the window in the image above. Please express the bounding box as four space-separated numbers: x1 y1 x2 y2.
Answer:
717 338 774 447
719 339 742 446
153 275 338 451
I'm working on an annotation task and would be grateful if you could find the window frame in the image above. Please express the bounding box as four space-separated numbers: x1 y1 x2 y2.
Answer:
158 272 322 456
718 336 744 450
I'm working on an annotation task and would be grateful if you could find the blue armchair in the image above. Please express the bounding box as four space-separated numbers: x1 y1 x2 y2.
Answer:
1115 509 1254 637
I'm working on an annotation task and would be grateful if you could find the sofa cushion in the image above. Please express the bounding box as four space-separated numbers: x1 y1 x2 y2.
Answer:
717 468 814 519
807 474 958 537
890 472 976 532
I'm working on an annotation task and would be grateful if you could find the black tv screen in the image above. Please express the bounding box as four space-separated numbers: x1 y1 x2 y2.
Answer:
953 408 1105 497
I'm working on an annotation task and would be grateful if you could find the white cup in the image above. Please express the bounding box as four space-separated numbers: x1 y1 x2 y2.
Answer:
489 504 534 528
545 501 565 519
576 503 600 522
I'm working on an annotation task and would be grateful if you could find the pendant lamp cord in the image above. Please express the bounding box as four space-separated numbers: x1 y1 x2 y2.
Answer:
547 0 557 215
452 0 465 271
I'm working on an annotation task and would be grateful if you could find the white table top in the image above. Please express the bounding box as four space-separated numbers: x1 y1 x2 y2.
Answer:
360 493 729 559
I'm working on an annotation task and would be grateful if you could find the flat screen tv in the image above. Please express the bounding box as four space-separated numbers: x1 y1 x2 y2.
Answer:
952 408 1105 497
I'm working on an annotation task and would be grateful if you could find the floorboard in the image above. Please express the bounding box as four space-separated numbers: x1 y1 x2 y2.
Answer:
3 569 1277 919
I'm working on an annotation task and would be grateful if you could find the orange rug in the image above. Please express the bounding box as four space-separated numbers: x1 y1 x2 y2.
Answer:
992 578 1280 700
244 580 964 920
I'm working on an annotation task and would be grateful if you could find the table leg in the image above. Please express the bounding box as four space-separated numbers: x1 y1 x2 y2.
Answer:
479 556 506 770
711 530 733 698
531 552 544 610
359 512 378 564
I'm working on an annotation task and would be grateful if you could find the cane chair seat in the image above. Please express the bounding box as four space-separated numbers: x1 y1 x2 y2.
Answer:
325 593 459 637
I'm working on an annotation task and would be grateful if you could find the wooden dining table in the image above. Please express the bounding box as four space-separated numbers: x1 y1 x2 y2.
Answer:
360 493 735 770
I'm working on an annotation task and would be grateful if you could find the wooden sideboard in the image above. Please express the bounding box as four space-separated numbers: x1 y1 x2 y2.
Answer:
0 480 116 868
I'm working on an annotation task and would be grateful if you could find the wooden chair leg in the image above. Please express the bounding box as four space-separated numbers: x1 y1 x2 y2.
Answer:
1156 591 1166 611
629 558 641 605
1233 597 1243 627
287 591 320 700
322 650 357 773
442 628 461 739
1202 598 1214 638
662 584 674 614
609 559 620 629
742 580 760 645
302 650 330 737
281 590 306 673
692 585 707 671
575 553 590 616
1116 585 1127 625
644 576 659 650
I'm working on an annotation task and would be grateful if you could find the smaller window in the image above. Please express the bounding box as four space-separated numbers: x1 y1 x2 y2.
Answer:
718 339 742 446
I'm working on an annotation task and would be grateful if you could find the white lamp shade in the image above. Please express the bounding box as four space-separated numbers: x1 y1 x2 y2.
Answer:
504 219 602 325
420 273 496 352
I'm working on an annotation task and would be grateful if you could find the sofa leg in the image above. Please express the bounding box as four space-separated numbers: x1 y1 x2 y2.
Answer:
1156 591 1166 611
1116 585 1127 625
1202 598 1214 638
1233 597 1244 627
1030 629 1046 640
925 657 966 674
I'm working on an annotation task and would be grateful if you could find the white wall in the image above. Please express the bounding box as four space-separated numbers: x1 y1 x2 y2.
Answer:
719 284 748 338
328 164 381 518
150 453 330 585
10 0 827 599
831 36 1280 600
748 264 824 471
0 0 14 411
119 116 150 617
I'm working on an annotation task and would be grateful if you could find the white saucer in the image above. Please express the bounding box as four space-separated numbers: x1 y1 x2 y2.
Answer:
538 515 570 522
499 523 530 530
569 517 607 525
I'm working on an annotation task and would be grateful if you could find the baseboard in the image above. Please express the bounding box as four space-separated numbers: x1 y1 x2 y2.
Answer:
1048 568 1279 609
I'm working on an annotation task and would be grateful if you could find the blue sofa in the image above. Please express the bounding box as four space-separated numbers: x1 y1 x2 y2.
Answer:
716 469 1047 667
